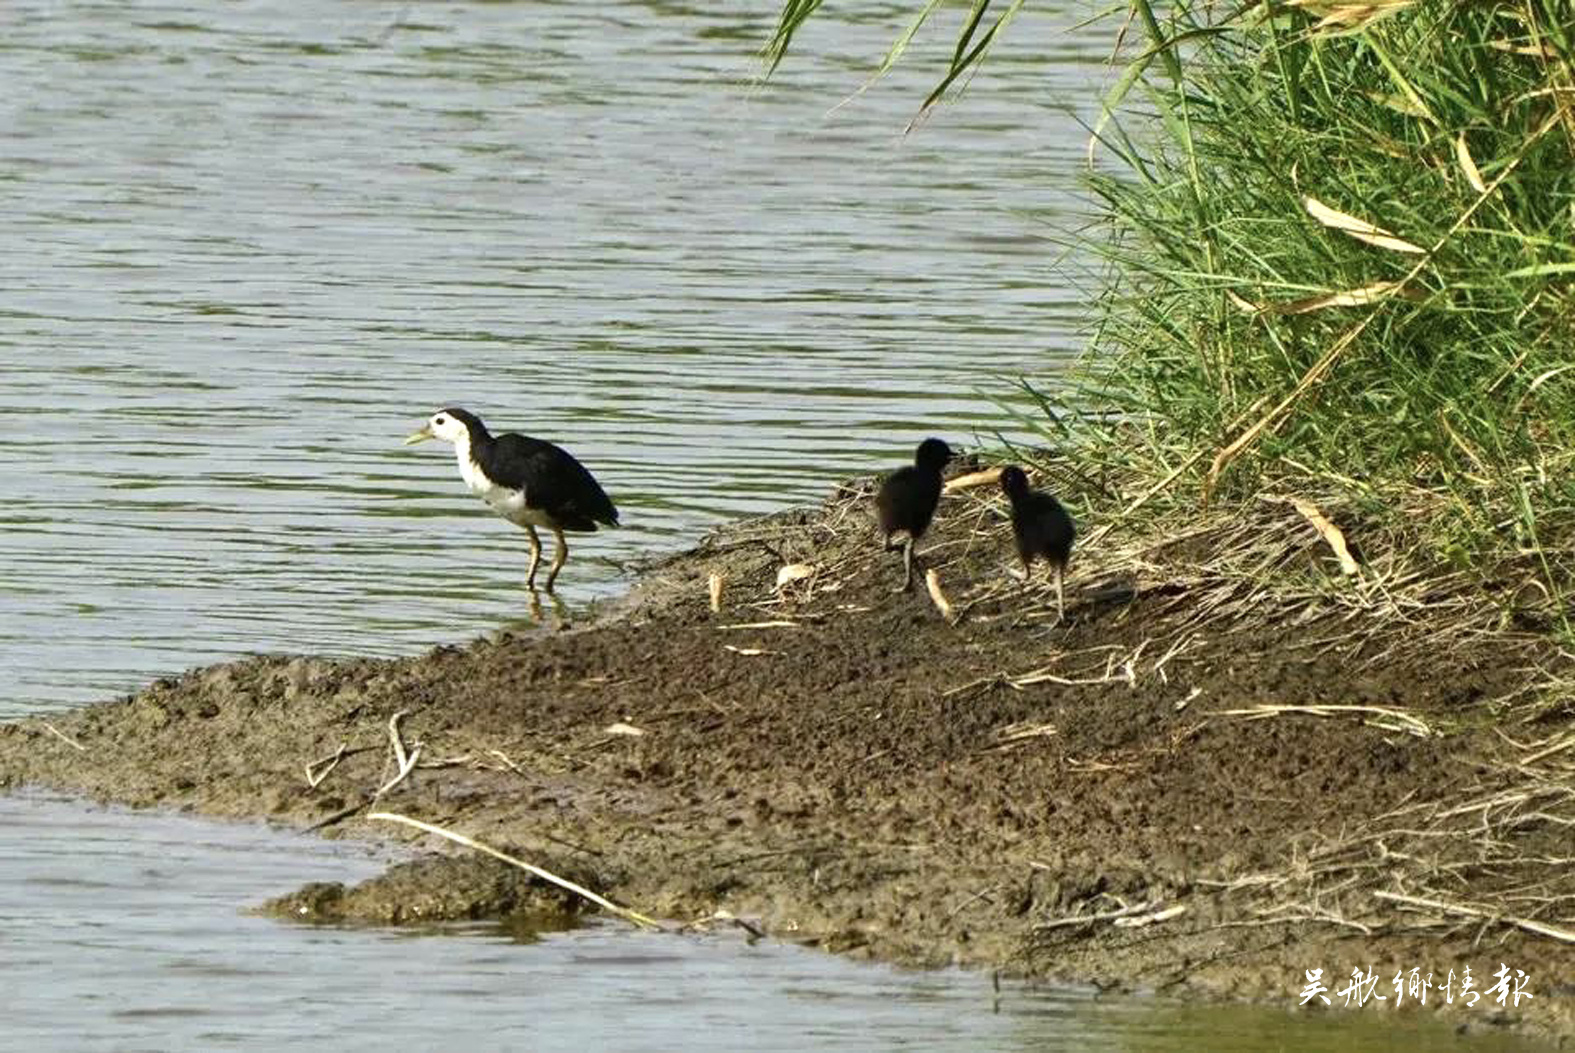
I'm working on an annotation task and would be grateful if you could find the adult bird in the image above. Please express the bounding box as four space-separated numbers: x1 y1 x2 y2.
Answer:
404 407 618 592
875 437 953 592
999 464 1076 621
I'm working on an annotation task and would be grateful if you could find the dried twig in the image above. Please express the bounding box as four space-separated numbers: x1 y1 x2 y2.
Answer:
1035 899 1161 931
305 743 348 788
41 721 86 752
1112 904 1188 928
375 711 422 797
368 811 661 930
1210 703 1435 738
1373 890 1575 944
486 749 528 776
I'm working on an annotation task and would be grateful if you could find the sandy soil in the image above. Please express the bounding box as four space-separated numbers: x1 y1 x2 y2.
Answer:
3 471 1571 1045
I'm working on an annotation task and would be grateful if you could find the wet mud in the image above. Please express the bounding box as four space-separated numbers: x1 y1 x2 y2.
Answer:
4 474 1571 1043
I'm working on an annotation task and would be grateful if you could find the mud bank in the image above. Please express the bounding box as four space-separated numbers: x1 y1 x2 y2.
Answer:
4 475 1572 1044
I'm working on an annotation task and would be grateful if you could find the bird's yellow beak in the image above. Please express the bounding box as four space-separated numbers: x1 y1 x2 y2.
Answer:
403 425 434 446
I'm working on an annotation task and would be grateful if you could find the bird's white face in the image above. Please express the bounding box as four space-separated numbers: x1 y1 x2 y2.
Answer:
404 410 469 447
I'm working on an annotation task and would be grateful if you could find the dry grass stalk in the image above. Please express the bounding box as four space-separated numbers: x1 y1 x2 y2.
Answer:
986 721 1058 751
1267 281 1422 315
925 568 956 621
1204 316 1375 501
707 572 724 613
1035 899 1162 931
944 466 1005 493
1210 703 1436 738
1282 496 1361 575
1302 196 1424 253
367 811 661 930
1112 904 1187 928
375 710 422 797
1373 890 1575 944
40 721 86 752
304 743 348 789
1455 132 1487 193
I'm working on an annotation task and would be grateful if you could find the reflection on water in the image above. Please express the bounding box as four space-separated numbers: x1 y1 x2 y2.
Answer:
0 0 1104 717
0 793 1530 1053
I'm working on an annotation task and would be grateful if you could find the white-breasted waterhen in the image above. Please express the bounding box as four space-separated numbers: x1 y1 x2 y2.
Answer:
404 407 618 592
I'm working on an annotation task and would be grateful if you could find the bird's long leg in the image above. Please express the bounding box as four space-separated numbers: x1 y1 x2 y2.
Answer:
1053 563 1066 624
1015 553 1033 587
545 526 569 593
524 526 543 590
895 536 915 593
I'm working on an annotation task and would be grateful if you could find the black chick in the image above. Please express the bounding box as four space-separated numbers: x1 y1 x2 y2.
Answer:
1000 464 1075 620
875 438 954 591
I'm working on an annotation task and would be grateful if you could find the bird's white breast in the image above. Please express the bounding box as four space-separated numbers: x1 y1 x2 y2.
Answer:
453 437 552 527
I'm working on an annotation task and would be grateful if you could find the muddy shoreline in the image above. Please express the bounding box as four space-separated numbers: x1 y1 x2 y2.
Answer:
4 475 1571 1044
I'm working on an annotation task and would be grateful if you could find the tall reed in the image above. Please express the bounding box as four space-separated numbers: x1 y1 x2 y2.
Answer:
771 1 1575 603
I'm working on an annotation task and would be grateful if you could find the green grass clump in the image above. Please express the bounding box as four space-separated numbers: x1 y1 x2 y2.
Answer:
770 1 1575 615
1075 1 1575 579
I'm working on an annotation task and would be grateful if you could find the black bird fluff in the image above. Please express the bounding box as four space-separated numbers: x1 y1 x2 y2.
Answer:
875 437 953 591
999 464 1075 619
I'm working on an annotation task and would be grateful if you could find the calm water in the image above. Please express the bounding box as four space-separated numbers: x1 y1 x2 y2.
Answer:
1 0 1097 717
0 4 1537 1049
0 794 1530 1052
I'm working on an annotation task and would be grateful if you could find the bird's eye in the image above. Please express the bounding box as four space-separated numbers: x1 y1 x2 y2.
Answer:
435 416 447 425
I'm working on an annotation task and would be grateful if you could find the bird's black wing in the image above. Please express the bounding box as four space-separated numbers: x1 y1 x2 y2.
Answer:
1014 490 1076 564
487 434 619 530
875 465 942 537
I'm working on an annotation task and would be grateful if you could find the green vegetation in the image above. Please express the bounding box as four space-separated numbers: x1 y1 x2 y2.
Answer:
769 1 1575 640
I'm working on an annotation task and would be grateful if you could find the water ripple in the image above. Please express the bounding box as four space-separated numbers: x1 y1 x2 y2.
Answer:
0 1 1110 716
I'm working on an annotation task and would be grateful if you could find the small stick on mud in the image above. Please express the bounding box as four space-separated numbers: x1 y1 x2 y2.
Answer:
1522 732 1575 765
1111 904 1188 928
416 754 472 769
368 811 662 931
1035 899 1161 931
1211 703 1435 738
486 749 529 776
707 572 724 613
304 743 348 789
41 721 86 752
375 711 423 797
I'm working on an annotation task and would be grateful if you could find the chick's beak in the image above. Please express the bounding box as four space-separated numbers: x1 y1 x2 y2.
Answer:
403 425 434 446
